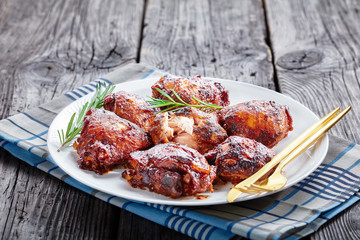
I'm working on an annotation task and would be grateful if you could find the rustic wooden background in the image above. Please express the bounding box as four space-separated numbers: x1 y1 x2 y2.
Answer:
1 0 359 239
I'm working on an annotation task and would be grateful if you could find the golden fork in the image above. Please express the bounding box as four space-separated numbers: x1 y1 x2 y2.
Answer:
229 107 340 194
227 106 351 202
247 107 340 192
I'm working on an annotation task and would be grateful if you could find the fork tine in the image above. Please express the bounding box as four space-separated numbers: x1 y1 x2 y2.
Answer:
231 186 263 194
247 107 350 194
249 183 273 191
250 182 286 191
227 107 350 203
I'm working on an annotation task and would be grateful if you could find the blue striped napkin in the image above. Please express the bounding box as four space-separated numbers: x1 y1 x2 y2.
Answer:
1 62 359 240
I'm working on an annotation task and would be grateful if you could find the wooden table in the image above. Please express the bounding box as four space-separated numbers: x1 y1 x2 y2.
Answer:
1 0 359 239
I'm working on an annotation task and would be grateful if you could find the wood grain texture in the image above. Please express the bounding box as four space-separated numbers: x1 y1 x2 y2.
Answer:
0 0 189 239
1 0 359 239
140 0 274 89
0 0 143 118
265 0 360 239
0 149 121 239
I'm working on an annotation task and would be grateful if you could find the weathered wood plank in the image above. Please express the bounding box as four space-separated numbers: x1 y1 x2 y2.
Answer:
265 0 360 239
140 0 274 89
0 149 121 239
0 0 143 118
138 1 273 237
0 0 161 239
266 0 360 143
117 208 195 240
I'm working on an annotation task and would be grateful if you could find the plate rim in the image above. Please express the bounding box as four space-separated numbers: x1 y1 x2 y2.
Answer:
47 76 329 206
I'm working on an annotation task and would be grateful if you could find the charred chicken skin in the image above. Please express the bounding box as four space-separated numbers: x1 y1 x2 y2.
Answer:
122 143 216 198
75 109 152 174
149 108 228 154
152 75 230 108
218 100 293 148
205 136 275 184
103 91 158 131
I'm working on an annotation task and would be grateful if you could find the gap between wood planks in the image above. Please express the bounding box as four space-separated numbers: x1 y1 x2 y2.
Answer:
135 0 281 94
136 0 149 63
262 0 281 93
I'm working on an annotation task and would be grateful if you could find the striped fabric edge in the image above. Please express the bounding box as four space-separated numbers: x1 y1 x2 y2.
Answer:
1 139 233 240
64 79 112 101
141 141 360 240
279 142 357 203
0 66 236 240
145 197 320 240
283 193 360 240
1 63 360 240
234 141 360 239
0 79 109 157
1 115 359 240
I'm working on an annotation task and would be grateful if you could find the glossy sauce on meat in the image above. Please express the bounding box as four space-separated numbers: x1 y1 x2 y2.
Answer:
149 108 228 154
75 109 152 174
205 136 275 184
122 143 216 198
218 100 293 148
103 91 158 131
152 75 230 107
73 76 295 199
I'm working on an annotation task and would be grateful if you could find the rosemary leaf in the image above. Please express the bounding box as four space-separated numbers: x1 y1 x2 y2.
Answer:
157 105 181 114
76 102 89 126
57 82 115 151
192 96 223 109
66 112 76 137
147 88 224 114
171 90 188 105
148 103 175 108
155 87 176 102
57 130 64 144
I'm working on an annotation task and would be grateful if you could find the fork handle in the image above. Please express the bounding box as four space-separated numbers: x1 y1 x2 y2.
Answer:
277 106 351 169
227 106 350 203
277 108 340 170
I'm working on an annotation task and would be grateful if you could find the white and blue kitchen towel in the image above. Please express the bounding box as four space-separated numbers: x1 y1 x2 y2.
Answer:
1 62 359 240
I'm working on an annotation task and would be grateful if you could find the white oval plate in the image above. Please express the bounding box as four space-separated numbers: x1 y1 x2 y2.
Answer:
47 76 329 206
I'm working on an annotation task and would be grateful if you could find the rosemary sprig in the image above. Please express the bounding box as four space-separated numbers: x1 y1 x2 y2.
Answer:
147 87 223 114
57 82 115 151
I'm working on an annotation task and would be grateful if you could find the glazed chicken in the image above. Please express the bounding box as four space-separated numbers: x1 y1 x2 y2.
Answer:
205 136 275 184
122 143 217 198
103 91 158 131
152 75 230 108
149 108 228 154
75 109 152 174
218 100 293 148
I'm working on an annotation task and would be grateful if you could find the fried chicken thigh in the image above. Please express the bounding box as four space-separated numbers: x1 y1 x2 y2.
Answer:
205 136 275 184
103 91 158 131
75 109 152 174
122 143 216 198
218 100 293 148
152 75 230 108
149 108 228 154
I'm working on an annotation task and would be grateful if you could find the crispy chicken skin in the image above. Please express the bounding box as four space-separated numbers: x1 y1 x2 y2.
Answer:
152 75 230 108
103 91 158 131
205 136 275 184
149 108 228 154
218 100 293 148
122 143 216 198
75 109 152 174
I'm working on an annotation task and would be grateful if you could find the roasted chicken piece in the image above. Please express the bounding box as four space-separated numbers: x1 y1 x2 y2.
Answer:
149 108 228 154
152 75 230 108
122 143 217 198
103 91 158 131
218 100 293 148
75 109 152 174
205 136 275 184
